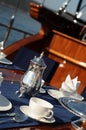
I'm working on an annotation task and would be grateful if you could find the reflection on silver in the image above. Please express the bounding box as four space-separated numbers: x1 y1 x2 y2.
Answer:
58 97 86 118
17 52 46 97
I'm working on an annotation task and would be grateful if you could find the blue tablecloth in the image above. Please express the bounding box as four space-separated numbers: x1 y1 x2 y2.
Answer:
0 81 86 129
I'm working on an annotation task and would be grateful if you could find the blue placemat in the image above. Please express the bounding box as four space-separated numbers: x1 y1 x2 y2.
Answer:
0 81 85 129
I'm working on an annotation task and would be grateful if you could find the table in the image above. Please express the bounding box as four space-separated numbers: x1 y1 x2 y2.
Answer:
0 68 85 130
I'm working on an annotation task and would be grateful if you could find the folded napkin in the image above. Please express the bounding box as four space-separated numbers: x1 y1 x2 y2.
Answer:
60 74 84 100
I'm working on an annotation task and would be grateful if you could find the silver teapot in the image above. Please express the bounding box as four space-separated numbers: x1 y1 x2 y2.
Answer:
18 52 46 97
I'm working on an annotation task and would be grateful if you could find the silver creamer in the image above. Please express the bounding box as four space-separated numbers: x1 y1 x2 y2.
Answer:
18 52 46 97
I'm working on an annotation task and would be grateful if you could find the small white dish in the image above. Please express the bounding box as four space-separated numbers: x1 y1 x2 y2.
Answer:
47 89 84 101
0 94 12 111
48 89 64 99
20 105 55 123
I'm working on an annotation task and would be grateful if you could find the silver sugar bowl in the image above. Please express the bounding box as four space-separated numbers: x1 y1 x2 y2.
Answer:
18 52 46 97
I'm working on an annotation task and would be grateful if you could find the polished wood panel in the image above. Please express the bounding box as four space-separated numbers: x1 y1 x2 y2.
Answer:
47 30 86 93
48 30 86 68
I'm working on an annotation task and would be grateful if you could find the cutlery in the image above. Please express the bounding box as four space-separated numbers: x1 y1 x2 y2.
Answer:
0 112 15 117
0 113 28 123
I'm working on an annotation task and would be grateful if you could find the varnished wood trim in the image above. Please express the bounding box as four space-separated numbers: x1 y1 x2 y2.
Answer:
3 28 45 56
53 30 86 46
47 48 86 68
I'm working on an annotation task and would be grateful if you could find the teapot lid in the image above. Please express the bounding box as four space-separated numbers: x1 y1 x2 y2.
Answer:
31 52 46 68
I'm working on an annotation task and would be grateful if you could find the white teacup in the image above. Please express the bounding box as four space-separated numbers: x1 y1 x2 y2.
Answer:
28 97 54 119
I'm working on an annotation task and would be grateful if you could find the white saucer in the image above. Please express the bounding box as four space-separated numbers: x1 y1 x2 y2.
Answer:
0 94 12 111
47 89 84 101
20 105 55 123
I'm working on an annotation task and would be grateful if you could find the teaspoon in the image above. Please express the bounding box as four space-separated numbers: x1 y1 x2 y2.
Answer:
0 113 28 123
0 112 15 117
